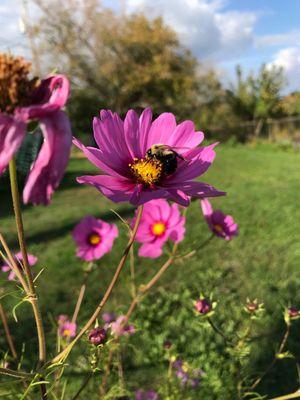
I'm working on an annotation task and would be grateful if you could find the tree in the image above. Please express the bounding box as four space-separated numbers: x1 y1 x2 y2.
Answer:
30 0 201 136
226 65 285 137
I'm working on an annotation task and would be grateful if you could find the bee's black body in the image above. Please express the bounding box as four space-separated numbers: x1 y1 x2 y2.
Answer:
146 144 184 175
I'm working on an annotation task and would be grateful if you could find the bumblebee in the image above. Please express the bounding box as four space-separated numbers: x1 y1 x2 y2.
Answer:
146 144 185 175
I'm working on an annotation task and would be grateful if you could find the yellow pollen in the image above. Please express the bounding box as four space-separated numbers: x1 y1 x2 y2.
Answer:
63 329 71 337
152 222 166 236
213 224 223 233
88 233 101 245
129 158 163 186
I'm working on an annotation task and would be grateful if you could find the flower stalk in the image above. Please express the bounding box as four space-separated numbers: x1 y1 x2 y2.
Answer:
8 159 46 365
0 303 17 359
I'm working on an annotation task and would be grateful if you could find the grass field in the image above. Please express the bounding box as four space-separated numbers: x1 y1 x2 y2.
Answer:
1 143 300 398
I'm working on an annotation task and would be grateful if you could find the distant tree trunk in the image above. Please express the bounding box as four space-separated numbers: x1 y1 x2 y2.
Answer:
254 118 264 137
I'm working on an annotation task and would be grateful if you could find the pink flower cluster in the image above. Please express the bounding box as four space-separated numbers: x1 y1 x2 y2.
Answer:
102 313 135 337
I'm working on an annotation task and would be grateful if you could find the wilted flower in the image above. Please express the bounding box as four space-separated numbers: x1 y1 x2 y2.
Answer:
58 315 76 339
1 252 37 281
131 199 185 258
163 340 172 349
88 327 107 345
0 53 72 205
74 108 225 207
200 199 238 240
72 216 118 261
110 315 135 337
194 298 212 315
135 389 159 400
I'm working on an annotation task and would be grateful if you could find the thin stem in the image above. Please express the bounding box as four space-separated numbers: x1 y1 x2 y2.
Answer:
250 324 291 390
0 303 17 359
51 205 144 364
71 371 94 400
8 159 46 365
0 367 34 379
0 235 29 293
176 234 214 260
270 390 300 400
207 317 233 346
129 243 136 298
71 271 90 324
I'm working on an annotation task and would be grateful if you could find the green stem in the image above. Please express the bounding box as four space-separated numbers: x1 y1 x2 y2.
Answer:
8 159 46 366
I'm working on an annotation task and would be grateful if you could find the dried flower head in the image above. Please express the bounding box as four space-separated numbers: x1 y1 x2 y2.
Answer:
0 53 39 114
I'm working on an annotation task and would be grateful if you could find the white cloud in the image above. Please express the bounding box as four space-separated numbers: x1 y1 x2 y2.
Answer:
127 0 258 61
268 47 300 91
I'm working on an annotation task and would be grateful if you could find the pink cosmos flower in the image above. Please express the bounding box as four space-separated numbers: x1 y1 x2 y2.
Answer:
132 199 185 258
0 54 72 205
1 252 37 281
110 315 135 337
200 198 238 241
73 108 225 207
72 216 118 261
58 315 76 339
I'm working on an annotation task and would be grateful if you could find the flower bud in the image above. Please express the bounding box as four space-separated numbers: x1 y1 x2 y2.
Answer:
288 307 300 319
195 298 211 315
88 327 107 346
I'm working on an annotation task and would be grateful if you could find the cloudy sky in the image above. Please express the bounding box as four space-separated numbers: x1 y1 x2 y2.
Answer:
1 0 300 91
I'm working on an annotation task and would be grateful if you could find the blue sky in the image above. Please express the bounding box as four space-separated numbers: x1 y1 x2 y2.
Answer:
1 0 300 91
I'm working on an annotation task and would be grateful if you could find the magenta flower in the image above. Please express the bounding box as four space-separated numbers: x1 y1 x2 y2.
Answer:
200 198 238 240
110 315 135 337
58 315 76 339
88 327 107 345
0 54 72 205
73 108 225 207
1 252 37 281
72 216 118 261
131 199 185 258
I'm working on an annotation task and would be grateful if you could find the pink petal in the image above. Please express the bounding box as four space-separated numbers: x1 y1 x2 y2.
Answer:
23 111 72 205
16 75 70 121
166 143 218 184
0 114 26 175
166 189 190 207
124 109 143 158
77 174 135 203
168 121 204 151
138 243 164 259
177 181 226 198
200 198 213 219
146 113 177 149
130 186 169 206
93 114 132 170
139 108 153 155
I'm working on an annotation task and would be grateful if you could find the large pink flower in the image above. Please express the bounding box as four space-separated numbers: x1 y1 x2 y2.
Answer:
1 252 37 281
200 199 238 241
0 54 72 205
72 216 118 261
132 199 185 258
74 109 225 207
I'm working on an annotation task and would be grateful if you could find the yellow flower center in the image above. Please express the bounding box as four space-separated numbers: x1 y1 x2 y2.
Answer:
152 222 166 236
63 329 71 337
213 224 223 233
88 233 101 246
129 157 163 186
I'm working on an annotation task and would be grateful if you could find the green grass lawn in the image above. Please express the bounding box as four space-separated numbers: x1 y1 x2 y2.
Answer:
0 144 300 399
